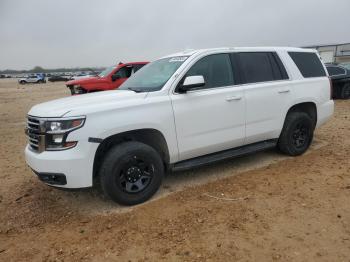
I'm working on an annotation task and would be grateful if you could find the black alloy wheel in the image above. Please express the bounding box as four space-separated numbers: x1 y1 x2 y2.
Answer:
278 112 314 156
291 123 308 149
100 141 164 205
117 155 154 193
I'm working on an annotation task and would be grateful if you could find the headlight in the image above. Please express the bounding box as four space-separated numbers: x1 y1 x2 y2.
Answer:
73 85 85 94
46 118 84 133
44 117 85 151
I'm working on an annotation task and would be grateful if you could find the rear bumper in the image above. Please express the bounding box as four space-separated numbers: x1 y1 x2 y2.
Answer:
25 140 98 188
316 100 334 128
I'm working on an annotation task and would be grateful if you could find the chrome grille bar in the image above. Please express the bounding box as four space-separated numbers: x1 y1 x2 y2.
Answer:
26 116 45 152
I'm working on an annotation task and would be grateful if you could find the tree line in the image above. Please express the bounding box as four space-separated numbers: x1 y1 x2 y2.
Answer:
0 66 106 74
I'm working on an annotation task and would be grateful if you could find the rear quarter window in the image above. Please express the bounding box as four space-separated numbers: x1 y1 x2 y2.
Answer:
288 52 326 78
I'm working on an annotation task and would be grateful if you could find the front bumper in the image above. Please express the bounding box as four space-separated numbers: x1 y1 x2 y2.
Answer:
25 140 99 188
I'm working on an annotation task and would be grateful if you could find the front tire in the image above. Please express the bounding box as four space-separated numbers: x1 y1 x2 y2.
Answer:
278 112 314 156
99 141 164 205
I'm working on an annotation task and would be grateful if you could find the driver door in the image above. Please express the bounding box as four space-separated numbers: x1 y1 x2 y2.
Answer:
170 53 246 161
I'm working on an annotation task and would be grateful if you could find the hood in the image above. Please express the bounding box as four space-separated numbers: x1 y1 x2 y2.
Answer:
28 90 147 117
66 76 105 86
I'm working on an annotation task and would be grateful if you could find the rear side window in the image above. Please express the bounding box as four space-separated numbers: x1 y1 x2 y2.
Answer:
288 52 326 78
235 52 288 84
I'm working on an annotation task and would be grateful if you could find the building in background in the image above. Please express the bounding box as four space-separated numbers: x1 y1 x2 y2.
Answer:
304 43 350 64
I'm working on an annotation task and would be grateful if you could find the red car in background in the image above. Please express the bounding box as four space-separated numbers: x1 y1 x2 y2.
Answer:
66 62 148 95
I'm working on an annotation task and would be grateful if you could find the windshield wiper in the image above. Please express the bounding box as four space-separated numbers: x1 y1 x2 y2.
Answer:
127 87 144 93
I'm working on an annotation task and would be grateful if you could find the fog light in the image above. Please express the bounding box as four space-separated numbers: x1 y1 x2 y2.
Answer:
52 134 64 143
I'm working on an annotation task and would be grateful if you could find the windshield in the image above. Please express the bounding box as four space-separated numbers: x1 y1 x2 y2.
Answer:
119 56 188 92
98 66 116 77
340 63 350 70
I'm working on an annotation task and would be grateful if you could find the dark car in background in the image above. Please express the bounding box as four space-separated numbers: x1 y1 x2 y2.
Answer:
48 75 71 82
326 64 350 99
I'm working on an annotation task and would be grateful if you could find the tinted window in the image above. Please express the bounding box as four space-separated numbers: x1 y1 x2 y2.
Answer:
288 52 326 78
326 66 346 76
237 52 287 84
133 64 146 73
115 66 133 78
271 53 289 80
185 54 234 89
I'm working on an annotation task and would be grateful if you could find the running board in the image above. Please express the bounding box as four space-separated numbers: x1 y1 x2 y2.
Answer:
172 139 278 172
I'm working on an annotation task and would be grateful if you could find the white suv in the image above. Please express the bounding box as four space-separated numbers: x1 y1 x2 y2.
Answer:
25 47 334 205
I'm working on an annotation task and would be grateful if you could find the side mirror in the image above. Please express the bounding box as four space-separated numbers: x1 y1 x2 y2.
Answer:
111 74 121 81
179 75 205 93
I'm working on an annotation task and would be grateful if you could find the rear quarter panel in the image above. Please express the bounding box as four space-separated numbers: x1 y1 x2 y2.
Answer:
278 50 333 128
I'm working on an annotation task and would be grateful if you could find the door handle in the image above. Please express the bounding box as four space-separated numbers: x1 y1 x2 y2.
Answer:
226 96 242 101
278 89 290 94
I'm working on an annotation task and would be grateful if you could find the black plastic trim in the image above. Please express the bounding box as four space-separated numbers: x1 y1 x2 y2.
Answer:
33 170 67 185
88 137 103 143
172 139 278 172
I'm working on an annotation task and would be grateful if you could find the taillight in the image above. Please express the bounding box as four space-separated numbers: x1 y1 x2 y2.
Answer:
329 77 333 99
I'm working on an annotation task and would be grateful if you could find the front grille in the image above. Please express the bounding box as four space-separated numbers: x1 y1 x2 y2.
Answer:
26 116 45 152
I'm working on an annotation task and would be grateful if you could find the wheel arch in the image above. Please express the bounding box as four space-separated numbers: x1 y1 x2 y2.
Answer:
93 128 170 178
285 102 317 128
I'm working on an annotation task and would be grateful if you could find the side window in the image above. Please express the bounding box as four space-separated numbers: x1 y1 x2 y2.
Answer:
270 53 289 80
288 52 326 78
185 53 234 90
133 64 146 73
114 66 133 78
236 52 283 84
327 66 346 76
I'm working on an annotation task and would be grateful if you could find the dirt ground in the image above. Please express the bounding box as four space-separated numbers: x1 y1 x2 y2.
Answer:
0 79 349 261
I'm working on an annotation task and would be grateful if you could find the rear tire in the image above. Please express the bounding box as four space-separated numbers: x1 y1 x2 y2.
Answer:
278 112 314 156
340 83 350 99
99 141 164 205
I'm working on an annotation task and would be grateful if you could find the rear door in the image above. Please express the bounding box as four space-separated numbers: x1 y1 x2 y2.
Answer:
171 53 246 161
233 52 291 144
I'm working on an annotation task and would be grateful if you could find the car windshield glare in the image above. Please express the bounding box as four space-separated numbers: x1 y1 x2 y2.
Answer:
340 63 350 70
119 56 188 92
98 66 116 77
